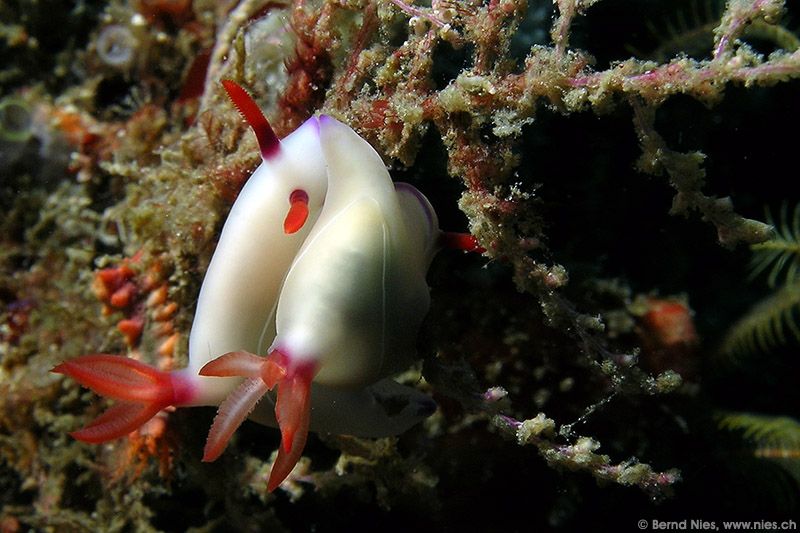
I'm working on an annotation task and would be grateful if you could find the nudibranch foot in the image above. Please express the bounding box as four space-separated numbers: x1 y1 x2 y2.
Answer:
52 354 195 443
200 350 315 491
291 380 437 438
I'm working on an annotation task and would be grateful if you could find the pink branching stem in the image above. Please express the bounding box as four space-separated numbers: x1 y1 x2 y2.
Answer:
713 0 771 60
732 50 800 80
551 0 576 61
387 0 447 29
568 45 800 94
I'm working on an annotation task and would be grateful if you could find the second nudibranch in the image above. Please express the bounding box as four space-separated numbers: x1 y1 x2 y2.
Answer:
200 116 443 490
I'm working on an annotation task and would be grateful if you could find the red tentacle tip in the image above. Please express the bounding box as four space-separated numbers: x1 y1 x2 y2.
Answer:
220 79 280 159
268 353 314 491
439 232 486 254
52 354 190 443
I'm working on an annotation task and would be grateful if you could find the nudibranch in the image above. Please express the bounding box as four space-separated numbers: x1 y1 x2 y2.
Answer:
53 80 449 491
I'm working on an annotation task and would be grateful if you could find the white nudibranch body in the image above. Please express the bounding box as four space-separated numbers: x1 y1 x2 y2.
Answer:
272 116 439 386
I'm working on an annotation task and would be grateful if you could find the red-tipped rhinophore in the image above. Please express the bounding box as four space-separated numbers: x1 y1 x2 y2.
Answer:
220 79 280 159
439 231 486 254
200 349 314 492
52 355 190 443
284 189 310 234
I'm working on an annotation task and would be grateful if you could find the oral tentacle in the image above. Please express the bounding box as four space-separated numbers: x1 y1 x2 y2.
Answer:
202 376 272 462
199 350 268 379
267 397 310 492
70 401 165 443
199 349 294 462
260 356 286 389
52 354 173 403
51 354 191 443
275 370 313 454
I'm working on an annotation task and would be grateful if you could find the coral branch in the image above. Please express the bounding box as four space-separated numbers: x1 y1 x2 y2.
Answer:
494 413 681 499
713 0 785 59
551 0 600 60
630 100 772 248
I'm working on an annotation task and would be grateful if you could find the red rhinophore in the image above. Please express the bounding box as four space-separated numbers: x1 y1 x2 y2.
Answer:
52 355 193 443
439 232 486 254
284 189 310 234
220 79 280 159
200 349 315 492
